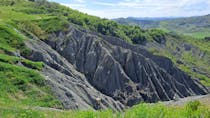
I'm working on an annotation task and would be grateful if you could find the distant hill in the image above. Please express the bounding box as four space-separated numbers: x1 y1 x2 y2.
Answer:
113 18 160 29
114 15 210 38
124 17 179 21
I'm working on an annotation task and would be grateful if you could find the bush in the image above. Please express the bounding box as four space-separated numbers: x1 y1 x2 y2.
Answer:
18 21 46 40
38 17 69 34
149 29 166 44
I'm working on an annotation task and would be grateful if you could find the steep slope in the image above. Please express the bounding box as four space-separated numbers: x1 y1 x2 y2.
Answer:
23 24 208 110
25 36 124 111
0 21 62 109
143 34 210 87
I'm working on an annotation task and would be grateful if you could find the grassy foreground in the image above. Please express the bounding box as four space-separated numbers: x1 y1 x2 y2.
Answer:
0 101 209 118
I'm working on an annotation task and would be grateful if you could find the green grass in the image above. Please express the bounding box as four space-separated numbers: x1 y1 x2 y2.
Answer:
0 53 19 64
0 22 61 110
0 22 25 52
0 101 209 118
0 1 62 112
37 16 69 33
0 53 44 70
0 61 61 108
184 31 210 39
0 7 40 22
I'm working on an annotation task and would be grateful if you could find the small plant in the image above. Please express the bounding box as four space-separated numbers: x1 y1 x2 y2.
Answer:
186 100 201 111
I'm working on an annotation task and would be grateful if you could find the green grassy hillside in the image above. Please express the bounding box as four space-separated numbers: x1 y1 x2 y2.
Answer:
160 15 210 38
115 15 210 39
0 23 61 108
0 0 169 44
0 0 63 112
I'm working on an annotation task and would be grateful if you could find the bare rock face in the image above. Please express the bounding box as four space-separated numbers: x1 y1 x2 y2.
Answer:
25 25 208 111
26 37 124 111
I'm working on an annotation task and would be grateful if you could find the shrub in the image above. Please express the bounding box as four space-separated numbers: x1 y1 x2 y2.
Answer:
186 100 201 111
149 29 166 44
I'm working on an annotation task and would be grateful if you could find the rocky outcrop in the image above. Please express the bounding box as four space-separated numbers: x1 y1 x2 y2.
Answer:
25 24 208 111
25 37 124 111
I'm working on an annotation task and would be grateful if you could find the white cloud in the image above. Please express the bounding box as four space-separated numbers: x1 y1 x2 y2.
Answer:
93 2 115 6
93 0 193 8
74 0 85 3
61 3 86 9
60 0 210 18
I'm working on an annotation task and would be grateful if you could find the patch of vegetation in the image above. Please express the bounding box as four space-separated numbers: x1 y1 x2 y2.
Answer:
0 0 62 111
0 108 44 118
148 29 166 43
0 22 24 52
0 101 209 118
0 0 169 44
0 61 61 108
37 17 69 33
0 25 43 70
0 53 19 64
21 59 44 71
17 20 47 40
0 21 33 56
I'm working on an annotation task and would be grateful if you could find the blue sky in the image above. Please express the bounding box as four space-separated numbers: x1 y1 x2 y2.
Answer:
49 0 210 19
